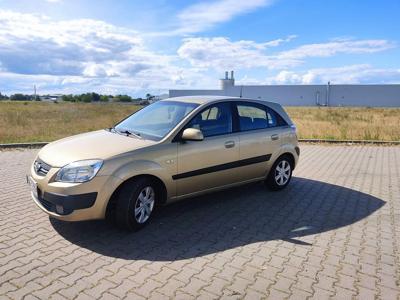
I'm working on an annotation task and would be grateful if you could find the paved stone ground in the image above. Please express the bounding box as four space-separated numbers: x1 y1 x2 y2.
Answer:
0 145 399 300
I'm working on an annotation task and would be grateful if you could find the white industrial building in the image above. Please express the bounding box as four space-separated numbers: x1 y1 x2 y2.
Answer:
169 71 400 107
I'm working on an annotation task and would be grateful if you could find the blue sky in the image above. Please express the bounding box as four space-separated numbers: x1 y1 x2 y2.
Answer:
0 0 399 96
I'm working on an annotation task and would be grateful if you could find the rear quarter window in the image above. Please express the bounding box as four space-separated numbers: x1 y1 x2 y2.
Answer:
266 107 288 127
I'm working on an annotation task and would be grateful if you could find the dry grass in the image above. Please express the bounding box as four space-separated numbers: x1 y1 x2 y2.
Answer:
0 102 399 143
0 102 141 143
286 107 400 141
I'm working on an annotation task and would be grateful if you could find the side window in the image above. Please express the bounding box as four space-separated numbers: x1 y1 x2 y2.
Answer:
266 108 287 127
237 103 268 131
201 107 218 120
186 103 233 137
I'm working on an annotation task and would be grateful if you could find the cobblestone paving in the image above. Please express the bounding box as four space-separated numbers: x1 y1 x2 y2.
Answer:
0 145 399 299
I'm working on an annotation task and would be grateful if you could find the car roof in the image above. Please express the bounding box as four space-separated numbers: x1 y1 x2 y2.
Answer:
161 95 239 105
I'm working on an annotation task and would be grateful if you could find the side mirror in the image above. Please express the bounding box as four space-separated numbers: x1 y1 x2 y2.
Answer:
181 128 204 141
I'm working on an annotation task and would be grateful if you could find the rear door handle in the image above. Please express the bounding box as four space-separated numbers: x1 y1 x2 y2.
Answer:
224 141 235 148
271 134 279 140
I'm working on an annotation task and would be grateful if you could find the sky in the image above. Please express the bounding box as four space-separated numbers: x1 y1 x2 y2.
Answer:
0 0 399 96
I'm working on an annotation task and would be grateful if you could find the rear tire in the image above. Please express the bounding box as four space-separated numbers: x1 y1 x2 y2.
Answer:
115 178 158 231
265 155 293 191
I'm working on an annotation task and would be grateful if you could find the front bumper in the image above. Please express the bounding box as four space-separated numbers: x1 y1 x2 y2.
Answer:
35 188 97 215
28 162 123 221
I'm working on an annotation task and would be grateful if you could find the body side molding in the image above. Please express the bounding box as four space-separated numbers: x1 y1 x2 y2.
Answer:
172 154 271 180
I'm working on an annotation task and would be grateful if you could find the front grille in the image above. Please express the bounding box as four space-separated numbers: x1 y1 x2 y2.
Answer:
34 159 52 176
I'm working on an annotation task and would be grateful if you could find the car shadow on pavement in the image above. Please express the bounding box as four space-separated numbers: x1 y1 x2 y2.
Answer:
50 177 385 261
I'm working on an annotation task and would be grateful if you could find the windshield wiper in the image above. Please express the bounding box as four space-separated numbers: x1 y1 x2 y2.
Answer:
115 128 142 139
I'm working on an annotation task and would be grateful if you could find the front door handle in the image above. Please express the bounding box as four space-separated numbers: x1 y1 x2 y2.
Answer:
224 141 235 148
271 134 279 140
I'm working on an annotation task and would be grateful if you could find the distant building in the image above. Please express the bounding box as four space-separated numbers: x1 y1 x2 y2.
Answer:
150 94 169 103
39 94 63 102
169 71 400 107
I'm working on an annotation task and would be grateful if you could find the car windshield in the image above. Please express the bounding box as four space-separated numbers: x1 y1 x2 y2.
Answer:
114 101 199 141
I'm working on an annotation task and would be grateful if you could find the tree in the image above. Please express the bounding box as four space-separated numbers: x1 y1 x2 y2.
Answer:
91 92 100 102
145 93 155 100
99 95 109 102
80 93 93 103
117 94 133 102
10 94 30 101
62 95 75 102
0 93 9 100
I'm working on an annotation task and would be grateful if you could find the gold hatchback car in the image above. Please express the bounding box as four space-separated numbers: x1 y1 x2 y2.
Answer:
28 96 299 230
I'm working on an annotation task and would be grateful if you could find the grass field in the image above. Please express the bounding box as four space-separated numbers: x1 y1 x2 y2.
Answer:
0 102 141 143
285 106 400 141
0 101 399 143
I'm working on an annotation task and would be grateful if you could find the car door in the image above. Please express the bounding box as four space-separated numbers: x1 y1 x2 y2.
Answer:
235 101 284 181
175 102 241 196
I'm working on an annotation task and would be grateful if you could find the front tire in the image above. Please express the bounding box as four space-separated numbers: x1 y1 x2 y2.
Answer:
265 155 293 191
115 178 157 231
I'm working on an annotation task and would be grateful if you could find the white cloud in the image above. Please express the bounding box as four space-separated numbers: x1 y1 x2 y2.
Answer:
265 65 400 84
0 9 213 95
45 0 62 3
0 65 213 96
261 35 297 48
278 39 395 60
273 70 302 84
177 36 299 70
178 37 395 72
160 0 275 35
0 10 148 76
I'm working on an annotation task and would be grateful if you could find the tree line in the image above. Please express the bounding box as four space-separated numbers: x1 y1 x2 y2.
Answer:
61 93 139 102
0 92 155 103
0 93 37 101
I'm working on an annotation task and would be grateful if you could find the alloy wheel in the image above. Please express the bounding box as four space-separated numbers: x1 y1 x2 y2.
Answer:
274 160 291 186
134 186 155 223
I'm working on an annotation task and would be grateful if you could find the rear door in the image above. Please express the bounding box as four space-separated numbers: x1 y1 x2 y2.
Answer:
235 102 284 181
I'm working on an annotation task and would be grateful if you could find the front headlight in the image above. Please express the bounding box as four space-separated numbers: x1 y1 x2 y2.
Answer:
55 159 103 183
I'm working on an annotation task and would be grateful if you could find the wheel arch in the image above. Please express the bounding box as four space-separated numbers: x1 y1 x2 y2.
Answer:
279 152 295 169
105 174 168 219
267 152 296 179
276 142 299 170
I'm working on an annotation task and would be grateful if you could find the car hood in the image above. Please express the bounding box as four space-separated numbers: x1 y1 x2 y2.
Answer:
37 130 156 167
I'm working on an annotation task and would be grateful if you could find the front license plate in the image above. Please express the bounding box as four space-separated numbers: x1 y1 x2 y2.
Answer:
28 176 38 199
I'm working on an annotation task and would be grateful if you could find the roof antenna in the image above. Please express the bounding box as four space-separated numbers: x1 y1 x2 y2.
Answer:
239 85 243 98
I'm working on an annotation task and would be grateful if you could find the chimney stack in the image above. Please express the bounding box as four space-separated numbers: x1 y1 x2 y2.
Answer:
220 71 235 90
